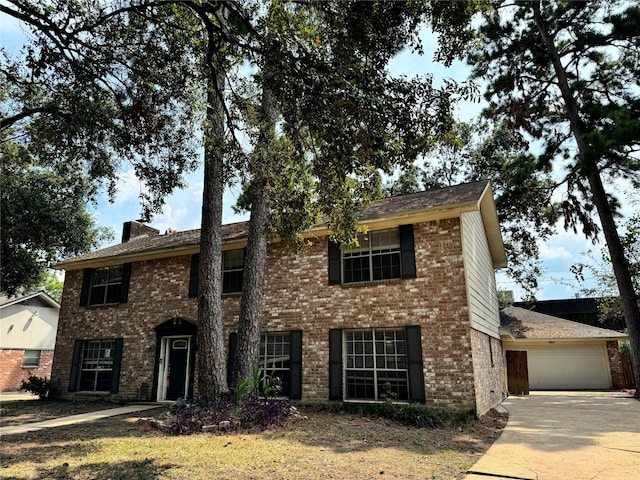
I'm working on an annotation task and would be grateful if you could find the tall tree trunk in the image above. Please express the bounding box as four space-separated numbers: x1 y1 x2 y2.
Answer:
196 72 229 403
230 78 277 389
533 3 640 396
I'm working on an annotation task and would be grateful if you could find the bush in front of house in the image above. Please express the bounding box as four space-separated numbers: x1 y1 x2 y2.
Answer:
164 368 291 435
21 374 60 400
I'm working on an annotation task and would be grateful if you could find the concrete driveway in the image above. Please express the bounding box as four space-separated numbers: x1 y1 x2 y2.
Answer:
465 391 640 480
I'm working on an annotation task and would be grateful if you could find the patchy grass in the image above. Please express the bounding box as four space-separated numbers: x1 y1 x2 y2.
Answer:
0 400 506 480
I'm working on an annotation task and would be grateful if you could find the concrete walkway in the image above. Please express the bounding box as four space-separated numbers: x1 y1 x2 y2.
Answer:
0 398 161 436
465 391 640 480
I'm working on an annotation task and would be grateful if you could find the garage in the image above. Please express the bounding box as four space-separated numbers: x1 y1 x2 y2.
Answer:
501 306 627 392
515 343 610 390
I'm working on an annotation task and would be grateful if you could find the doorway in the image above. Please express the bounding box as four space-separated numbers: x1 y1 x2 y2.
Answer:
153 317 197 402
157 336 191 401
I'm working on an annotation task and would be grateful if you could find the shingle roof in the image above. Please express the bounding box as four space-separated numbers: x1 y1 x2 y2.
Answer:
56 180 494 269
500 306 627 340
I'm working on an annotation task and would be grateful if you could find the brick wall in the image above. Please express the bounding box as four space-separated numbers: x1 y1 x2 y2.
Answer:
0 349 54 391
469 329 506 415
606 340 624 389
53 217 492 412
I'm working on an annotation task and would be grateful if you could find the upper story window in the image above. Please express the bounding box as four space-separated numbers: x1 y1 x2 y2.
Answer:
89 266 123 305
328 225 416 285
80 264 131 307
223 249 244 294
343 229 401 283
189 249 245 297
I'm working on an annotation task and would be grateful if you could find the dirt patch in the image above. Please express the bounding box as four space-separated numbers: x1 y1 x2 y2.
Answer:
0 400 507 480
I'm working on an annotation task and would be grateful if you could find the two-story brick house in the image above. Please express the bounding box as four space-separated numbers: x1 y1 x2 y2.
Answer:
52 180 507 415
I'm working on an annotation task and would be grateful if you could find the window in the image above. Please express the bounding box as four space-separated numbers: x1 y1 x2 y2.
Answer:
23 350 41 367
343 229 401 283
228 330 302 399
329 326 425 403
223 249 244 294
80 264 131 306
69 338 123 393
328 225 416 285
344 329 408 401
78 340 116 391
260 332 291 397
188 250 245 297
89 266 122 305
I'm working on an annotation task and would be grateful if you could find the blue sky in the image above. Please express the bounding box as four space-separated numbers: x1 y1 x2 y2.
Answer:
2 10 633 301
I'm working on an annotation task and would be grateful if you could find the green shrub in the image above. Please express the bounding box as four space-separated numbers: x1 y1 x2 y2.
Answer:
21 374 59 400
330 401 473 428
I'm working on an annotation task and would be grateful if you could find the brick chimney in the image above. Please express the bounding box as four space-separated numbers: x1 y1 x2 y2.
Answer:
121 221 160 243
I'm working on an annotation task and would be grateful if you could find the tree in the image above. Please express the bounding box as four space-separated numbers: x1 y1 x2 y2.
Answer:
467 0 640 395
573 211 640 328
227 1 475 386
386 120 558 296
2 1 470 401
0 137 109 295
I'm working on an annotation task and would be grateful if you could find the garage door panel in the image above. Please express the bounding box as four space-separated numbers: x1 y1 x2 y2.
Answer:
522 344 610 390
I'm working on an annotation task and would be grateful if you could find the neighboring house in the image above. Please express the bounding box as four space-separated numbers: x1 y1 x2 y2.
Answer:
0 291 60 391
500 306 627 394
52 181 507 415
513 298 626 332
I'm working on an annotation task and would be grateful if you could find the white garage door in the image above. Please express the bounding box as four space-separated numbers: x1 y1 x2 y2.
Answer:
525 344 611 390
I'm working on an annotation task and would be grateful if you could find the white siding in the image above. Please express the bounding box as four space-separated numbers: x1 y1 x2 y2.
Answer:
461 211 500 338
0 305 59 349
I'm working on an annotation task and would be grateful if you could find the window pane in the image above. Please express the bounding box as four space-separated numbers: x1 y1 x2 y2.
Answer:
104 285 121 304
343 257 370 283
346 370 375 400
223 249 244 269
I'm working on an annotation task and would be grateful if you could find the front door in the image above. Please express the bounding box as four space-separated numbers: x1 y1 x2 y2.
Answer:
158 336 191 401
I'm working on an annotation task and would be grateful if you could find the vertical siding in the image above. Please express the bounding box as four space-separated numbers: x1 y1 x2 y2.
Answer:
461 211 500 338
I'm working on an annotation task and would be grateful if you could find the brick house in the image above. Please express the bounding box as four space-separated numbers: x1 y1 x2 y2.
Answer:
52 180 507 415
1 290 60 391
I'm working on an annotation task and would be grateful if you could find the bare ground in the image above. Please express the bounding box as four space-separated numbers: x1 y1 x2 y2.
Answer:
0 399 507 480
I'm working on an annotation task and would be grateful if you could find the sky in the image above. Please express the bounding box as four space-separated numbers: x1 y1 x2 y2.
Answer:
1 8 635 301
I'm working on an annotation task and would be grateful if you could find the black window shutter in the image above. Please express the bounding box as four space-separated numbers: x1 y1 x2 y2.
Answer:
399 224 416 279
110 338 124 393
68 340 84 391
328 241 341 285
289 330 303 400
328 329 343 400
405 325 425 403
79 269 93 306
227 332 238 389
188 254 199 298
119 263 132 303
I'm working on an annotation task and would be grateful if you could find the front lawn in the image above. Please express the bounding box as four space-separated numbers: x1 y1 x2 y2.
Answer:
0 400 506 479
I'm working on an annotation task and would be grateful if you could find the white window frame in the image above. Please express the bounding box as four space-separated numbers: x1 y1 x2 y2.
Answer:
89 266 123 305
343 328 409 401
79 339 115 391
341 228 402 283
22 349 41 367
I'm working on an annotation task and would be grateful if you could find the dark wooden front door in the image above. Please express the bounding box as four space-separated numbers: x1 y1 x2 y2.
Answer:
506 350 529 395
166 338 189 401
